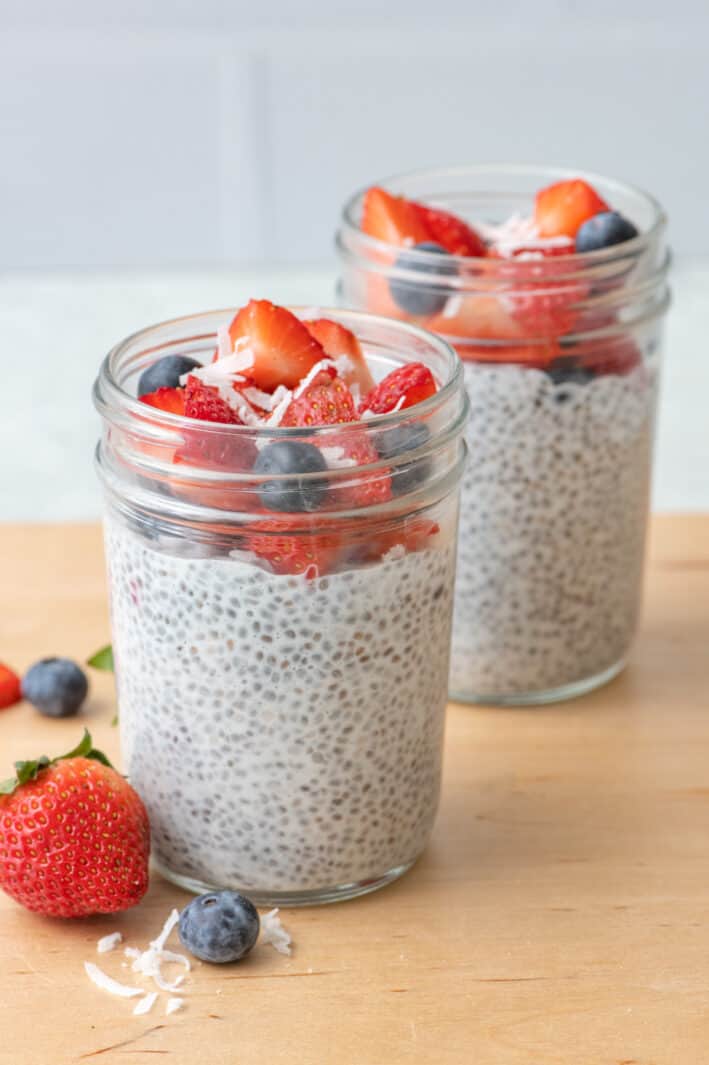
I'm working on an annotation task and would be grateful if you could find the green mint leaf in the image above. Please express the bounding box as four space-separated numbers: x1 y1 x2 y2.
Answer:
87 645 114 672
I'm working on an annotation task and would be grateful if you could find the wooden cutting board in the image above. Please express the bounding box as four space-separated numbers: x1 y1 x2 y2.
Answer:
1 516 708 1065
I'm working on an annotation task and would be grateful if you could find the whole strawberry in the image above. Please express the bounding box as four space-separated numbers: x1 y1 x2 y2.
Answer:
0 730 150 918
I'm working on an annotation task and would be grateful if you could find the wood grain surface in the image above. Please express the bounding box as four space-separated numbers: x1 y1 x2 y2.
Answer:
0 517 708 1065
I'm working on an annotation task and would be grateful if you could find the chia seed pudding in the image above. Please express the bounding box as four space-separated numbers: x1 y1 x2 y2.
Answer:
450 360 655 700
338 164 670 703
107 519 455 898
94 304 467 903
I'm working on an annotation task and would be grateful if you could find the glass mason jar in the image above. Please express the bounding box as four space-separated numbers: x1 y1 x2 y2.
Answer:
337 165 671 705
93 307 468 905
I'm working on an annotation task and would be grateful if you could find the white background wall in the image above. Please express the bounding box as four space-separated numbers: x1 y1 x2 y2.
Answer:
0 1 707 518
0 1 707 268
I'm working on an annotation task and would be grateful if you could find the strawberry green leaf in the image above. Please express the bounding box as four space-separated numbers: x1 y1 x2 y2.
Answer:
87 644 114 671
58 729 113 768
0 730 113 796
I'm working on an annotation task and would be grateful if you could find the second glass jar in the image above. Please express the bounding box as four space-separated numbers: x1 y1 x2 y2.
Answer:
337 165 671 705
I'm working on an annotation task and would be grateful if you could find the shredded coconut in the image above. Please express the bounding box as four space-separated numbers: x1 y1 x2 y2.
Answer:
133 991 159 1016
166 998 184 1016
84 961 145 999
242 384 292 412
265 389 295 428
477 213 574 258
184 348 254 386
97 932 123 954
320 446 357 469
124 909 191 993
442 294 463 318
292 358 337 399
382 544 407 562
260 909 292 956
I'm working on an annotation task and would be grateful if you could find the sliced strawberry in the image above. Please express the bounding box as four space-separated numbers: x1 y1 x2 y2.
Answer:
0 663 21 710
420 206 486 257
303 318 375 396
139 387 186 415
184 375 241 424
281 370 358 428
228 299 325 391
361 186 431 247
535 179 609 239
575 336 642 377
328 431 392 508
427 295 560 367
359 363 436 415
244 519 341 578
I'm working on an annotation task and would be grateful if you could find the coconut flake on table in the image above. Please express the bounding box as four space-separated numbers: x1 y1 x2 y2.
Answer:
124 908 191 994
97 932 123 954
260 908 292 956
166 998 184 1016
133 991 159 1017
84 961 146 999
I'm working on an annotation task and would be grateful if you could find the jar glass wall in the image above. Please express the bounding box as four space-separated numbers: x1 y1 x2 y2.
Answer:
94 308 467 904
337 165 670 705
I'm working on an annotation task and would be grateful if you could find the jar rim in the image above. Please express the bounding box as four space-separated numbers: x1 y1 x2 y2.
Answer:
339 162 668 267
94 304 463 438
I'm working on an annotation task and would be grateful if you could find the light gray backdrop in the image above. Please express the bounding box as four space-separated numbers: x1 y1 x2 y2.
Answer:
0 0 706 268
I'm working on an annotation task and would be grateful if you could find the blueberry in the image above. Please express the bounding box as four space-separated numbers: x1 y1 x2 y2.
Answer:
178 891 260 964
21 658 88 718
389 242 455 316
375 423 431 496
545 358 594 400
254 441 328 513
137 355 202 396
575 211 638 253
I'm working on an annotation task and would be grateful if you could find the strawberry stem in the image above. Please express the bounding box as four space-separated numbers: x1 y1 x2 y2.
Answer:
0 729 113 795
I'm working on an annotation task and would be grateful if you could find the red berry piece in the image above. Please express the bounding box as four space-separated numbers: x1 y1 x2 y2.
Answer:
0 730 150 918
359 363 436 415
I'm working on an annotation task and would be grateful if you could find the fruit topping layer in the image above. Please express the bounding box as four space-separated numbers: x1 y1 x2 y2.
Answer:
358 178 642 374
135 301 442 576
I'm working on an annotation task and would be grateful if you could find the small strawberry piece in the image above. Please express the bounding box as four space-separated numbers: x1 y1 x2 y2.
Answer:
139 387 186 416
353 518 440 564
244 519 341 578
427 295 560 367
535 179 609 239
361 186 431 247
281 370 358 428
359 363 436 415
228 299 325 391
420 206 487 257
577 336 642 377
509 277 588 337
184 375 241 424
329 431 392 508
303 318 376 396
0 664 21 710
0 731 149 918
